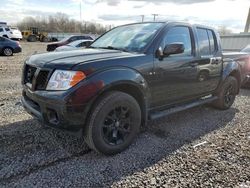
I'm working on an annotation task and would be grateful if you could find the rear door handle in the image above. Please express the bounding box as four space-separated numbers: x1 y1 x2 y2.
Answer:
211 57 222 64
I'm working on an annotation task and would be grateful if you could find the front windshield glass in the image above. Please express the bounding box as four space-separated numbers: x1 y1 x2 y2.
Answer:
90 23 164 52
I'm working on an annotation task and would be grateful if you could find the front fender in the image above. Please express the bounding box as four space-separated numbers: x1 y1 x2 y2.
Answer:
88 67 149 98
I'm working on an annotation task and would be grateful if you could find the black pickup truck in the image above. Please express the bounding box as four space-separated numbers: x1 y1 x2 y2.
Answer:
21 22 249 155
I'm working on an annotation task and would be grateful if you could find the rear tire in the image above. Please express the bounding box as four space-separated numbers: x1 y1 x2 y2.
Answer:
83 91 141 155
212 76 238 110
27 35 37 42
3 47 13 56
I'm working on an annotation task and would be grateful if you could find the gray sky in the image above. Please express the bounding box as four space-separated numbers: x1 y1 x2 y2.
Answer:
1 0 249 33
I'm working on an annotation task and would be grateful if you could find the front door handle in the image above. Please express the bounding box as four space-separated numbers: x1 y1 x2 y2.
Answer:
190 62 198 67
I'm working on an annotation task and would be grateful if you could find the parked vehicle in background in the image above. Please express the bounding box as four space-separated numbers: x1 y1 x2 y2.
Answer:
241 45 250 53
0 36 21 56
0 26 22 40
0 22 7 27
46 35 93 51
22 22 248 155
223 46 250 87
21 27 48 42
55 39 93 52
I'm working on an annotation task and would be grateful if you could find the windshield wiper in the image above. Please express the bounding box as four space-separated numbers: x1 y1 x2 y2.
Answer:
97 46 129 52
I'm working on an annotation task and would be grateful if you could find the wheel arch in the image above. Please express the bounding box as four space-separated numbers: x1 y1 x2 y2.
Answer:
229 70 241 93
82 68 150 130
214 60 241 94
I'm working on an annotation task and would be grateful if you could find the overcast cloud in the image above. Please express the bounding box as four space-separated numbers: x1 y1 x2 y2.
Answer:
0 0 249 33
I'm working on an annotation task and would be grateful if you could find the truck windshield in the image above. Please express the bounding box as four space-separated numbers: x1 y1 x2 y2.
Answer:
90 23 164 53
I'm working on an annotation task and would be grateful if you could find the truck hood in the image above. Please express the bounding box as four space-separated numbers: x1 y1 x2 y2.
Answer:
27 48 134 69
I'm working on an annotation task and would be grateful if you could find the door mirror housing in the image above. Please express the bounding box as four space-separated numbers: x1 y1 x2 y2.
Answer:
163 43 185 57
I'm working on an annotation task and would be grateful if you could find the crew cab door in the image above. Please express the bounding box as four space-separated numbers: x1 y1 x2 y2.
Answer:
150 25 222 108
151 25 202 108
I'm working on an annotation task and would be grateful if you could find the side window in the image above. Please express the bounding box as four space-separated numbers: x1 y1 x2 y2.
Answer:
197 28 210 56
0 28 3 32
69 37 77 42
207 29 216 53
79 42 86 47
162 26 192 56
5 28 10 31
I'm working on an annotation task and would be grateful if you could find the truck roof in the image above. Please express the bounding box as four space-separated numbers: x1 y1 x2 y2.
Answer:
116 21 217 33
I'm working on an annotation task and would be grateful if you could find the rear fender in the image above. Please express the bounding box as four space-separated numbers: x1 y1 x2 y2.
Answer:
216 59 241 93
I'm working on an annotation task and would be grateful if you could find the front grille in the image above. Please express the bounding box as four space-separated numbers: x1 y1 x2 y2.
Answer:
24 65 50 90
36 70 49 90
25 65 37 84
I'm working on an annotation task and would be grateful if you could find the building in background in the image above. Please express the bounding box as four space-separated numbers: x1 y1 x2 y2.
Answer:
221 34 250 51
221 7 250 51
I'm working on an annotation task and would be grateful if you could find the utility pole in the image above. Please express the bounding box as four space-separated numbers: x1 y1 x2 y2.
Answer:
141 15 144 22
80 0 82 33
80 0 82 21
244 7 250 33
152 14 158 22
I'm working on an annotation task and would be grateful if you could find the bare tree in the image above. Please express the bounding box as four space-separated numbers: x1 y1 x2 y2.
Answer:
217 25 232 35
17 13 108 34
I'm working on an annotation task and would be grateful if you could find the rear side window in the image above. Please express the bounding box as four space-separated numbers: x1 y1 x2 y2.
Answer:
207 30 216 53
78 42 86 47
5 28 10 31
0 28 3 32
162 26 193 56
197 28 217 56
80 36 92 40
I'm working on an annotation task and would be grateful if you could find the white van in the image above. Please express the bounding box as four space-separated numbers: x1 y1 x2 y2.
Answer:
0 26 22 40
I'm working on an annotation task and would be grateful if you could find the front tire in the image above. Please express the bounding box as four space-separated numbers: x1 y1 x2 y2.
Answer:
212 76 238 110
3 47 13 56
84 91 141 155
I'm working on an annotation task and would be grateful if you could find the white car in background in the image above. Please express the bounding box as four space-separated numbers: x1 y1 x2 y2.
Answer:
55 39 93 52
241 45 250 53
0 26 22 40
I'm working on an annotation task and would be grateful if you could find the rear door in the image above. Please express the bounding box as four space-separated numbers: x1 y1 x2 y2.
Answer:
195 27 223 93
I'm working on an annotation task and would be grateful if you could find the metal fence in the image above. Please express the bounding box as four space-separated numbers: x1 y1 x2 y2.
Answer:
221 34 250 51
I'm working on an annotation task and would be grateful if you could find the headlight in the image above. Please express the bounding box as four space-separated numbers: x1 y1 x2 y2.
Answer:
46 70 86 91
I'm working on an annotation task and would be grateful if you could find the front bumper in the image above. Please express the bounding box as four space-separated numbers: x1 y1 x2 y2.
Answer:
21 85 90 133
14 47 22 53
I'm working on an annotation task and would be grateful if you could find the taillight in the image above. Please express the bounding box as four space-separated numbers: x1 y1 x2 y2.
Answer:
16 41 20 46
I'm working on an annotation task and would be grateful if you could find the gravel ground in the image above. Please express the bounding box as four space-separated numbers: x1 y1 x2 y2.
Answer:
0 42 249 187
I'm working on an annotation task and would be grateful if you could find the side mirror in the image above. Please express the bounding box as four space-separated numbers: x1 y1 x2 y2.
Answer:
163 43 185 57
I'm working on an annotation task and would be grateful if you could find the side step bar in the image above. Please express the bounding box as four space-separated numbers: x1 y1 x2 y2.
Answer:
149 96 218 120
